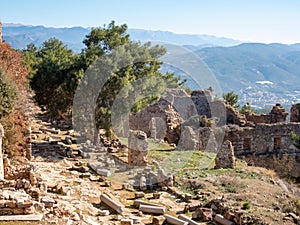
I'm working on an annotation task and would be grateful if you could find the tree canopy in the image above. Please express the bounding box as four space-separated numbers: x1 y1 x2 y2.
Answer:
26 21 183 138
223 91 239 108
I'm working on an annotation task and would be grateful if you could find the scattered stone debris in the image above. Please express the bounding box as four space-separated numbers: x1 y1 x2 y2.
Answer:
100 193 123 214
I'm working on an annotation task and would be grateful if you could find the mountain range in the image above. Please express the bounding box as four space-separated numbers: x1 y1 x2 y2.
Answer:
2 24 242 51
2 24 300 108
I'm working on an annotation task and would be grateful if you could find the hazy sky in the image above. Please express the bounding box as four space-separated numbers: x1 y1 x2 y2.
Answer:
1 0 300 44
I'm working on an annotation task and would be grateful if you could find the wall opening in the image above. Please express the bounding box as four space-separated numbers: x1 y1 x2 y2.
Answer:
274 137 282 150
227 115 234 124
243 138 252 150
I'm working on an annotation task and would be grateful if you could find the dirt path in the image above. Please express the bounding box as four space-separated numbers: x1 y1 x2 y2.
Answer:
29 107 190 225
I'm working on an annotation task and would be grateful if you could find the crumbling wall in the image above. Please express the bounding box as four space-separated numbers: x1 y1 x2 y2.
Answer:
215 140 235 169
246 104 288 124
0 124 4 180
128 130 148 166
225 104 247 126
225 122 300 177
290 103 300 122
129 99 182 144
191 89 213 118
162 88 197 120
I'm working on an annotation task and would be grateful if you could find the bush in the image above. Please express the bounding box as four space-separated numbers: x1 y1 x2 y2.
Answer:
0 43 30 158
0 70 17 119
242 201 251 210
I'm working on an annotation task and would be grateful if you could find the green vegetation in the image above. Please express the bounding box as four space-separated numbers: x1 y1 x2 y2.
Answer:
242 201 251 210
0 70 17 119
223 91 239 108
26 21 183 138
291 131 300 149
240 102 255 114
0 42 29 156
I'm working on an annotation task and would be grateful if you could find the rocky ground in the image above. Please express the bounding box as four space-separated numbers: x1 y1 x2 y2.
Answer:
1 106 300 225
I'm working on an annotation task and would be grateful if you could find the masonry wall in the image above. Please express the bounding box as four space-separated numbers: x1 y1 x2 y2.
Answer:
227 123 300 177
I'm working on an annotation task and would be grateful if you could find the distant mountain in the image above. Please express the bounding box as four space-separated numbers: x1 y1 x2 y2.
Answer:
128 28 241 47
3 23 300 108
197 43 300 92
2 24 241 51
3 24 89 52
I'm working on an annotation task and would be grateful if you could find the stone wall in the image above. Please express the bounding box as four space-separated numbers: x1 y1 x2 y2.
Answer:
290 103 300 122
191 89 213 118
0 124 4 180
0 187 35 216
129 99 182 144
224 122 300 177
128 130 148 166
225 104 247 126
245 104 288 124
215 140 235 169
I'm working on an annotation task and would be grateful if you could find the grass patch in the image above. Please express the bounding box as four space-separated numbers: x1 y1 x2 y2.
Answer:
148 148 216 174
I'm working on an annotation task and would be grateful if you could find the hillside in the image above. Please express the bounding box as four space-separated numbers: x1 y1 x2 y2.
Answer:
197 43 300 107
3 23 300 108
2 24 241 51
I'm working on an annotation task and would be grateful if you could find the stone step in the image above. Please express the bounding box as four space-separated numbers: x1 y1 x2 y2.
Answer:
0 214 43 221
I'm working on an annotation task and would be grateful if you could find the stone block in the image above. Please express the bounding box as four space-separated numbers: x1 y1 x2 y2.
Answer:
120 218 133 225
152 215 166 225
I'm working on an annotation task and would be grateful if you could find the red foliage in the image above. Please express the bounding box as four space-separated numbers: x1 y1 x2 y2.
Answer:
0 43 28 91
0 43 31 158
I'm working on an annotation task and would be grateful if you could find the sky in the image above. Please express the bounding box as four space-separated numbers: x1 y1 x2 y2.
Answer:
1 0 300 44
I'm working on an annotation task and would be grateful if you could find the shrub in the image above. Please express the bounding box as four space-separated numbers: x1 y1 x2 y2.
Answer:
242 201 251 210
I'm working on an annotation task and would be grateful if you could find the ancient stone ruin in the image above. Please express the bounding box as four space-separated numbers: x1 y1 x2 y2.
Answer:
215 140 235 169
0 124 4 180
130 87 300 175
128 130 148 166
291 103 300 122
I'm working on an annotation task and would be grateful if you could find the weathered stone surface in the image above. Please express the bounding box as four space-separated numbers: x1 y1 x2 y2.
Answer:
152 215 166 225
164 214 188 225
139 204 165 215
41 196 55 208
130 98 182 144
0 123 4 180
191 89 213 118
225 104 247 126
100 193 123 214
246 104 288 124
178 214 201 225
214 214 235 225
215 140 235 169
134 192 145 199
0 214 43 221
120 218 133 225
177 126 198 150
291 103 300 122
192 207 213 221
128 130 148 166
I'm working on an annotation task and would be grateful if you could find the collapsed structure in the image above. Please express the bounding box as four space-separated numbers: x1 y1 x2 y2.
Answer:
130 88 300 177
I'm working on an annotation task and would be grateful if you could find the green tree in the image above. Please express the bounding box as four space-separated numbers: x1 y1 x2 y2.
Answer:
0 70 17 119
240 102 255 114
80 21 182 137
29 38 78 116
291 131 300 149
22 43 39 80
223 91 239 108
